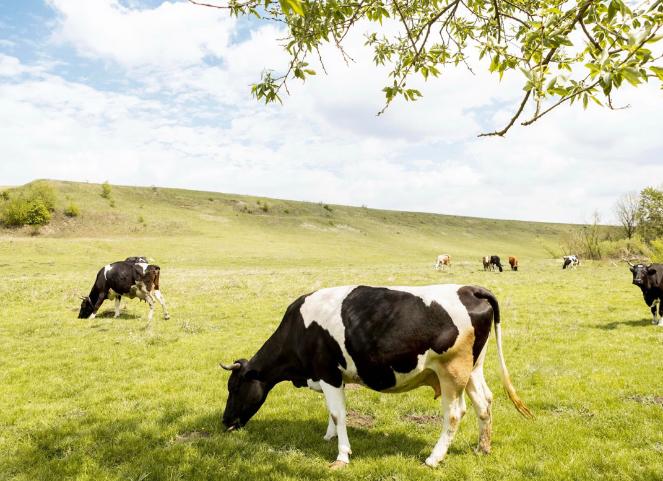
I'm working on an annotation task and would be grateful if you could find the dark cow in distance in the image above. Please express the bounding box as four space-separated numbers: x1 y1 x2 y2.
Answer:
508 256 518 271
221 284 531 469
78 259 170 322
628 261 663 326
562 255 579 269
488 256 503 272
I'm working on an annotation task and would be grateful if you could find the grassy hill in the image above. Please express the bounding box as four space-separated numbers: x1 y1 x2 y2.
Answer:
2 180 579 270
1 180 660 481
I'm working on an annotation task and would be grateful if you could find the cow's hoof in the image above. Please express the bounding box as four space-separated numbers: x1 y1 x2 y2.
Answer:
329 460 348 470
657 322 663 327
164 314 171 320
424 457 439 468
474 445 491 455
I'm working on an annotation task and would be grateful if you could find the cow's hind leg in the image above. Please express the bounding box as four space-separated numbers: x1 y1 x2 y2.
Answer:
319 381 351 468
425 375 468 468
466 360 493 454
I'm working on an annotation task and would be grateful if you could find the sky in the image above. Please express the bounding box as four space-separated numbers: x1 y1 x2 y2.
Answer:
0 0 661 224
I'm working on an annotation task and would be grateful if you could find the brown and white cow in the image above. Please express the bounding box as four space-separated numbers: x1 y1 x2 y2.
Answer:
482 256 491 271
434 254 451 270
220 284 532 469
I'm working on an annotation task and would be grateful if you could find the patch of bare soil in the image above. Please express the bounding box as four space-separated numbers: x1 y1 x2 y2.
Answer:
627 394 663 407
402 413 441 425
347 410 375 429
173 430 211 443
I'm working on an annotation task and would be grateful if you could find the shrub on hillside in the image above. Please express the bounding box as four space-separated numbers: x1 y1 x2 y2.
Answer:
1 183 56 227
25 199 51 225
101 181 112 199
599 236 651 260
650 239 663 263
64 203 80 217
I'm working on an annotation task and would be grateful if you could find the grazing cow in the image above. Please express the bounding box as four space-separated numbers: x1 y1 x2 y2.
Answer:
508 256 518 271
78 260 170 322
490 256 503 272
562 255 579 269
221 284 532 469
434 254 451 270
482 256 491 271
628 262 663 326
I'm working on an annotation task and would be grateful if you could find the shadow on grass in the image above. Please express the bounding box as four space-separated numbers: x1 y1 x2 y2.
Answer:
5 410 430 481
594 318 654 330
96 310 142 320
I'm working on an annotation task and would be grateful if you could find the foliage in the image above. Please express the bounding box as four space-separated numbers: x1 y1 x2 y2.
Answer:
614 191 639 239
636 186 663 242
100 181 112 199
599 235 651 260
1 183 56 227
64 203 80 218
0 190 8 201
559 212 607 260
650 238 663 262
189 0 663 136
25 199 52 226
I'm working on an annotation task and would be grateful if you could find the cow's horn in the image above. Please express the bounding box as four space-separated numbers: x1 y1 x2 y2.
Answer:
220 362 241 371
622 259 635 267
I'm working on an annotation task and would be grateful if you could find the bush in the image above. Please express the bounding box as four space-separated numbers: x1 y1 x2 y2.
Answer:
650 239 663 263
1 183 56 227
101 181 112 199
64 203 80 217
599 236 651 260
25 199 51 225
0 191 8 201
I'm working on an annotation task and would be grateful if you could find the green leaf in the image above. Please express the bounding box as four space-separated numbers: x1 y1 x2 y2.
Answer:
649 66 663 81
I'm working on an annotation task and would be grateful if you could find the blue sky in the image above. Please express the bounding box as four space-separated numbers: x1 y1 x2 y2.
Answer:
1 0 662 223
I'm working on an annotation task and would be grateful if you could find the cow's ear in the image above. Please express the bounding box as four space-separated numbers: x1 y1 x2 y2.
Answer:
647 268 657 275
629 266 635 273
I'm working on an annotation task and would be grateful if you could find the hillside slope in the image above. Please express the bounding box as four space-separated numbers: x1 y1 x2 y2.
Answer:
1 180 580 269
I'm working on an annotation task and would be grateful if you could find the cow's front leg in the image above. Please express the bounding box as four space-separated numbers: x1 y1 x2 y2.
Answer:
651 300 661 325
153 290 170 320
89 292 107 319
114 296 122 318
319 381 351 469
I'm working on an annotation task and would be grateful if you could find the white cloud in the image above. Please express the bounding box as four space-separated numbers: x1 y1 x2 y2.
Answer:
2 2 663 224
47 0 236 67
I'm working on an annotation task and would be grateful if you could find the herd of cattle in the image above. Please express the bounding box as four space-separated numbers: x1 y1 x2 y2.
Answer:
76 254 663 469
434 254 580 272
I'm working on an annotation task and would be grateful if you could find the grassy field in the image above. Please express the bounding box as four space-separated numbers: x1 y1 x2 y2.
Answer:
1 181 661 481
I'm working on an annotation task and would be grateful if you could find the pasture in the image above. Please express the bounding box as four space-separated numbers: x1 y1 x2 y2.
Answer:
1 181 662 481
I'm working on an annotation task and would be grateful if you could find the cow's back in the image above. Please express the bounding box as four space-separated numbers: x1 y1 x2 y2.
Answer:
297 285 494 392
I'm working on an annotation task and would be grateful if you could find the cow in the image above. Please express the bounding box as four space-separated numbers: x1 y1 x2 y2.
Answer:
627 261 663 326
508 256 518 271
125 256 149 264
490 256 503 272
78 260 170 322
562 255 579 269
482 256 491 271
220 284 532 469
434 254 451 270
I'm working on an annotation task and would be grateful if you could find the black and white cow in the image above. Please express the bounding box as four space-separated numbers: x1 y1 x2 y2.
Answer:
628 262 663 326
221 284 531 469
562 255 579 269
78 260 170 322
490 256 503 272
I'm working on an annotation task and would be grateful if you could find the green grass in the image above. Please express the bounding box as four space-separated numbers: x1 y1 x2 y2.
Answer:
1 181 661 481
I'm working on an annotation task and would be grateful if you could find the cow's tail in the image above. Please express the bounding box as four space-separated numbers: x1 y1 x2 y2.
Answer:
474 288 533 419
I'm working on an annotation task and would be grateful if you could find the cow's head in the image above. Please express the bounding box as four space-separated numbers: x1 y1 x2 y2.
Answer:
629 262 655 288
221 359 269 431
78 296 94 318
